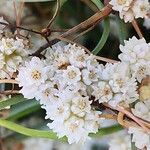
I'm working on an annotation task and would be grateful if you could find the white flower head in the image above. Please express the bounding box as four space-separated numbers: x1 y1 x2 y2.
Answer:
82 68 99 85
17 57 49 88
63 65 81 85
0 37 29 79
63 116 88 144
71 95 91 117
68 45 89 68
92 81 113 103
35 82 58 105
109 0 132 12
44 101 71 122
132 0 150 19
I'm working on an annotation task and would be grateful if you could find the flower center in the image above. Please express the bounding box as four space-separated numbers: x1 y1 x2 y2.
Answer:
69 123 78 132
68 70 77 79
76 55 85 62
31 70 41 80
140 5 146 12
117 0 126 5
89 72 96 79
78 100 86 110
116 79 124 87
103 87 111 96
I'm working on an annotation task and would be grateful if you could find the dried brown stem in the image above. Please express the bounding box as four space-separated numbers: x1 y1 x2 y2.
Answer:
0 79 18 84
132 19 143 39
33 4 112 56
46 0 60 29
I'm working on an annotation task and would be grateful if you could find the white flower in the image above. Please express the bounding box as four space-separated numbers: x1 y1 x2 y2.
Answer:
82 68 99 85
35 82 58 105
63 116 88 144
17 57 49 87
118 36 150 82
71 95 91 117
110 0 150 22
120 9 134 23
68 45 88 68
84 111 101 133
92 81 113 103
109 0 132 12
44 101 71 122
19 85 38 99
63 66 81 85
132 0 150 19
0 37 29 79
131 60 150 82
132 100 150 122
128 127 150 149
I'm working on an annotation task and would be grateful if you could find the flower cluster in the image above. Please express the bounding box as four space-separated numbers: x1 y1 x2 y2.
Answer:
109 0 150 22
119 36 150 82
17 45 102 144
17 37 150 145
0 17 31 79
0 37 30 79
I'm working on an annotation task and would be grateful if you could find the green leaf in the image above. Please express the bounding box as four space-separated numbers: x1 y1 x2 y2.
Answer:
91 0 110 55
116 16 128 45
0 119 67 142
8 99 41 121
0 95 26 110
0 119 123 142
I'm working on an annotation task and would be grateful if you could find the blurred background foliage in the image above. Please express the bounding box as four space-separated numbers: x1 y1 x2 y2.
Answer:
0 0 150 150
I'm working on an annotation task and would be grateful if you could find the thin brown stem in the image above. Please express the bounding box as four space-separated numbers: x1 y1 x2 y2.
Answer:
0 22 42 35
46 0 60 29
33 4 112 55
73 25 95 41
0 79 18 84
132 19 143 39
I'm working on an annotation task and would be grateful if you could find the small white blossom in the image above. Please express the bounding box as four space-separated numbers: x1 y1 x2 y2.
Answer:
109 0 132 12
132 100 150 122
68 45 88 68
92 81 113 103
71 95 91 117
0 37 29 79
132 0 150 19
110 0 150 22
119 36 150 82
82 68 99 85
128 127 150 149
63 66 81 85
